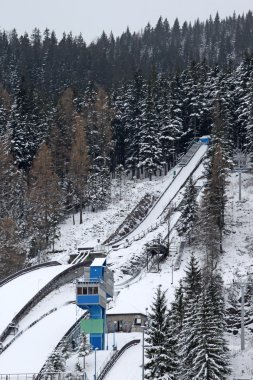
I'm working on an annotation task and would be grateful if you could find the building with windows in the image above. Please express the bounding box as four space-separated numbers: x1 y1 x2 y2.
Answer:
106 307 148 333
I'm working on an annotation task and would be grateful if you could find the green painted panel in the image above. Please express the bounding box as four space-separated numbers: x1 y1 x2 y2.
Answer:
81 319 104 334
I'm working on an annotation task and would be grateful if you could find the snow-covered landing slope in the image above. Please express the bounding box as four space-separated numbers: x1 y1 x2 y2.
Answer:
0 264 69 337
104 342 142 380
113 143 207 247
0 303 79 373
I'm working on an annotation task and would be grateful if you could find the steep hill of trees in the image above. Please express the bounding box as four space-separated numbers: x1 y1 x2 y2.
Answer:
1 12 253 277
0 11 253 93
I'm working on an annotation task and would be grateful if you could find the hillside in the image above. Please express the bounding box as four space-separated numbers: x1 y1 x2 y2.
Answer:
51 161 253 378
0 6 253 379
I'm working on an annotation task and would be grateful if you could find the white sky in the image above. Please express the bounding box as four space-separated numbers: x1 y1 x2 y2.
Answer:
0 0 252 44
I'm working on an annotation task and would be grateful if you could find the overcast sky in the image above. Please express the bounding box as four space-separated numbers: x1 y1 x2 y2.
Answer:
0 0 252 43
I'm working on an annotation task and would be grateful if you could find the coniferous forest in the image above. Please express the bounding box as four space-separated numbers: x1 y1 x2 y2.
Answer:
1 11 253 278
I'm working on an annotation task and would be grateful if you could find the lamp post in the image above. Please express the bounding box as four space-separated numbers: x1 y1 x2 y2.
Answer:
80 351 87 380
141 325 147 380
231 277 252 351
171 261 174 285
94 347 98 380
113 321 117 350
106 324 109 350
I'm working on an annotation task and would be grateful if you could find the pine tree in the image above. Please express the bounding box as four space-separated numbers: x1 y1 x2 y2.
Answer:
27 143 62 254
139 82 162 179
0 135 25 278
110 84 127 170
178 255 202 379
125 72 146 176
170 280 185 335
226 282 241 333
0 85 11 135
56 87 75 178
199 137 229 269
87 88 112 210
177 176 198 243
69 113 89 224
145 286 178 380
9 75 39 170
190 274 230 380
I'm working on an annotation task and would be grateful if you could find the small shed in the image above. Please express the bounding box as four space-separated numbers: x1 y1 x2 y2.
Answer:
106 306 147 333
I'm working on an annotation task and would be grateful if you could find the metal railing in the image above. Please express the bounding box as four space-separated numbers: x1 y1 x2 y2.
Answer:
0 262 84 343
0 262 60 288
0 374 84 380
97 339 141 380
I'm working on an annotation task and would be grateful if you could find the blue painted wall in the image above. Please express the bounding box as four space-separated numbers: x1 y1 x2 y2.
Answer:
76 295 100 305
76 259 109 350
90 266 104 280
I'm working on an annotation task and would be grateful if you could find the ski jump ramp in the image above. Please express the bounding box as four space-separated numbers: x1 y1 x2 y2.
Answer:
111 141 207 248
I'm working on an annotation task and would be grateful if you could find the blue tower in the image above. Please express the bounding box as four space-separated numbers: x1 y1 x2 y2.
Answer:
76 257 114 350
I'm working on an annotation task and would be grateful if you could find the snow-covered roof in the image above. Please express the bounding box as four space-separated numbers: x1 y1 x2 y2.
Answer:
107 304 147 316
90 258 106 267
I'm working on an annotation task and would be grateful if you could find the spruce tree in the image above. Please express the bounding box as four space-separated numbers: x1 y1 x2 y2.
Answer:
125 72 146 176
170 280 185 335
190 275 230 380
145 286 177 380
199 139 228 268
177 176 198 243
87 88 112 210
178 255 202 379
139 82 162 179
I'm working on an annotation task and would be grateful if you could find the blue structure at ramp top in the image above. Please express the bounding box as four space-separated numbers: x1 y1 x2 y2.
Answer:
90 257 106 280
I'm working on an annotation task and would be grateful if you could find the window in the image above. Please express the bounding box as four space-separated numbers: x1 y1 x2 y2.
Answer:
119 320 123 331
93 287 98 294
134 318 142 325
78 286 99 295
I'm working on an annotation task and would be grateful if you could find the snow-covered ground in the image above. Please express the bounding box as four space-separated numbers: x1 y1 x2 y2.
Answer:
91 170 253 379
0 265 69 337
222 171 253 379
65 332 142 379
53 169 170 262
0 303 80 373
103 340 142 380
1 145 253 379
53 144 206 263
112 143 207 246
0 144 207 376
0 281 85 373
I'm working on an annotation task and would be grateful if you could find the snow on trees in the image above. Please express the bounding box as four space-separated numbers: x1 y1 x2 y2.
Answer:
69 113 89 224
145 286 178 380
27 143 62 255
176 176 198 243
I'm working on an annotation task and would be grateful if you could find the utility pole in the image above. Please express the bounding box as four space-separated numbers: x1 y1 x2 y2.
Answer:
171 261 174 285
239 171 242 201
142 326 145 380
167 205 173 258
233 148 247 202
232 279 250 351
240 283 245 351
238 152 242 202
142 324 149 380
167 213 170 258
